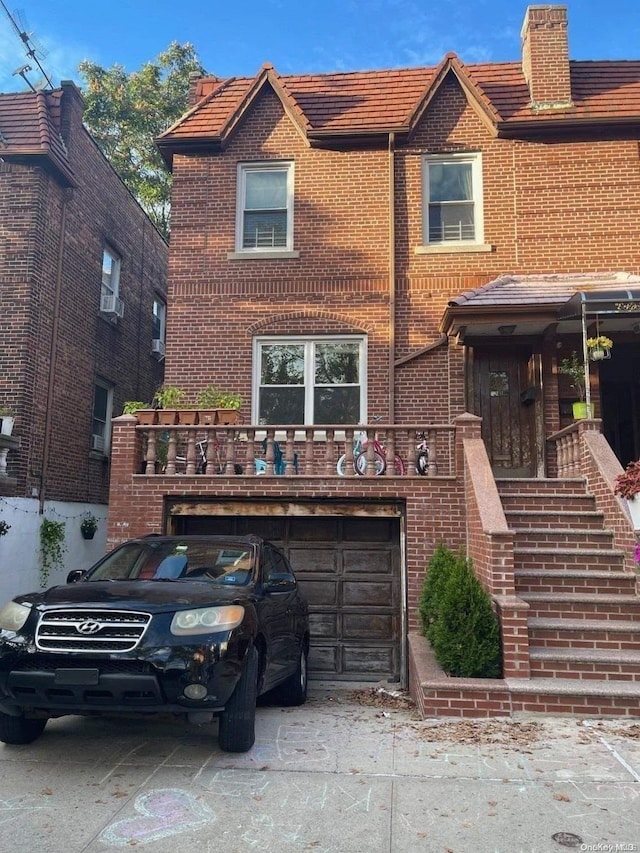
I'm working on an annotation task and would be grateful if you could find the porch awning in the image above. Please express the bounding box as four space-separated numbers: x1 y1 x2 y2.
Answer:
557 289 640 319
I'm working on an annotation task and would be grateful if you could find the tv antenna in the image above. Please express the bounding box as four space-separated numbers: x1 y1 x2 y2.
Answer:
1 0 54 90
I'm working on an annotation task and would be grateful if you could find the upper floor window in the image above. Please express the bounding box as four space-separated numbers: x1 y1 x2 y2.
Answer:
152 297 166 359
253 336 365 425
237 162 293 251
91 380 113 454
101 247 121 297
422 153 483 245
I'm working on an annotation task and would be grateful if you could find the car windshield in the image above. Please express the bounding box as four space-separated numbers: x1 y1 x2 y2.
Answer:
86 541 255 585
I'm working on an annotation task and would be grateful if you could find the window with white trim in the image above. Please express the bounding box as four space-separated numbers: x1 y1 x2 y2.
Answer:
253 337 365 425
422 153 483 245
91 381 113 454
152 297 166 342
237 162 293 251
101 247 121 298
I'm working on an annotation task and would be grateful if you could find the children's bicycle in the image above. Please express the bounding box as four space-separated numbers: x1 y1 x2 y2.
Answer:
336 423 406 476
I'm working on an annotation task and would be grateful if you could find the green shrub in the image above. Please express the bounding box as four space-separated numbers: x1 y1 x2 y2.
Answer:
418 542 458 641
429 552 502 678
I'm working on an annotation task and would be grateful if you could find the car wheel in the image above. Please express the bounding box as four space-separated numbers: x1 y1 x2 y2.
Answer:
277 646 308 707
218 646 258 753
0 711 47 745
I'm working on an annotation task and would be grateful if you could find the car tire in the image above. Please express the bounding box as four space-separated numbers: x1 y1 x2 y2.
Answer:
218 646 258 753
0 711 47 745
277 646 308 707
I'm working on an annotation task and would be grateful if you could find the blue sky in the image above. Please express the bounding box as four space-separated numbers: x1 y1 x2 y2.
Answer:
0 0 638 93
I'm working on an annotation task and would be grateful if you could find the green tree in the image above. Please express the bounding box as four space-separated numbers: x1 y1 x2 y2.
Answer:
418 542 457 641
78 43 205 238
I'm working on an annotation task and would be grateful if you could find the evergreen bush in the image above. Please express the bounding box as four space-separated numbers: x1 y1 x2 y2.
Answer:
418 542 457 641
429 552 502 678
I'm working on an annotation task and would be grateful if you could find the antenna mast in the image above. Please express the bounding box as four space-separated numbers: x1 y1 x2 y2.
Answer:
0 0 54 90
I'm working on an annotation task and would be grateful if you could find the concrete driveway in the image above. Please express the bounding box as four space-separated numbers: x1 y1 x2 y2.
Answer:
0 684 638 853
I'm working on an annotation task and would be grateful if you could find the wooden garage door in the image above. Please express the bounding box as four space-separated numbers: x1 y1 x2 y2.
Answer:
178 511 401 682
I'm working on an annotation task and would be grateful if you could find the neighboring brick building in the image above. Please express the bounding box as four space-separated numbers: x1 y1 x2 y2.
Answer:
108 5 640 715
0 81 168 596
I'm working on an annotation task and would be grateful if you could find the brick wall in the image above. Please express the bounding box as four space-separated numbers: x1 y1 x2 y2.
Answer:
0 84 168 503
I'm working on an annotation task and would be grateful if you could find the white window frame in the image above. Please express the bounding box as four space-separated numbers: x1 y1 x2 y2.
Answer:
101 246 121 298
91 380 113 455
236 162 294 253
152 297 166 343
252 335 366 426
422 152 484 247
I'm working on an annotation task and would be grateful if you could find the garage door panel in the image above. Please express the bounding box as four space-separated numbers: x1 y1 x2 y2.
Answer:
343 517 395 542
309 645 338 674
290 518 339 540
308 612 337 637
343 550 392 574
343 581 394 607
343 613 393 640
342 646 397 676
289 549 338 573
299 580 338 606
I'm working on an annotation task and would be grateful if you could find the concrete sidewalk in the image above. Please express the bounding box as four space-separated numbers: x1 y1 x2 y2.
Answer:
0 683 638 852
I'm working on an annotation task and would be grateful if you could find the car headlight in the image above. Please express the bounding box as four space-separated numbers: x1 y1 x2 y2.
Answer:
0 601 32 633
170 605 244 636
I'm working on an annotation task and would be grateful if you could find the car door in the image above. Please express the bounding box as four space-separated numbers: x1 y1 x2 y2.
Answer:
258 545 298 688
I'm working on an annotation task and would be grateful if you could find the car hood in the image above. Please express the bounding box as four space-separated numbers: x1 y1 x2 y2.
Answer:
18 580 254 613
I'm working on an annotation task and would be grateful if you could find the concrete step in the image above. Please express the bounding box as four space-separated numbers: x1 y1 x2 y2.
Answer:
522 592 640 621
529 647 640 681
514 547 626 572
513 528 615 549
528 617 640 651
500 494 598 513
505 509 605 530
496 478 587 496
515 568 637 596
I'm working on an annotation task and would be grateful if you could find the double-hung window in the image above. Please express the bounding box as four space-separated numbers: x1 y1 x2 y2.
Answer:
91 381 113 454
237 162 293 251
423 153 483 246
254 337 365 425
152 297 166 358
101 247 121 298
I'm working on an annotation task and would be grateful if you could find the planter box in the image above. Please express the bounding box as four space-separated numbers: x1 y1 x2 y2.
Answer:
178 410 199 425
156 410 178 426
216 409 240 425
135 409 157 425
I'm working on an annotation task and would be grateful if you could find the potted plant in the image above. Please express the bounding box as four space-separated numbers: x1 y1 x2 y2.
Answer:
153 385 187 425
122 400 157 425
614 460 640 530
196 386 242 425
558 351 592 418
80 513 98 540
586 335 613 362
0 407 15 436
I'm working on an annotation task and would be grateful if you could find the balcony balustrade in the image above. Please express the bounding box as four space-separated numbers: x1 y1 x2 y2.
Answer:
135 423 455 478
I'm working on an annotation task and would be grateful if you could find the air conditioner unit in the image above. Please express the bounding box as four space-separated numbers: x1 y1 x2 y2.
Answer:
90 434 105 452
151 338 166 360
100 294 125 319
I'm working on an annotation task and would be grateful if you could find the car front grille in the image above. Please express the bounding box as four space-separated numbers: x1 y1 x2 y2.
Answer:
35 609 151 653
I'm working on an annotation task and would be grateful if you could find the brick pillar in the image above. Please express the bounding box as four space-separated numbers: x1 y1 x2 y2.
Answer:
106 414 142 549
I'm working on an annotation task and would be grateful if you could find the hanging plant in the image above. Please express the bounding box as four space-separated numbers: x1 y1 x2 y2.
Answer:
80 514 98 540
0 519 10 536
586 335 613 361
39 518 66 587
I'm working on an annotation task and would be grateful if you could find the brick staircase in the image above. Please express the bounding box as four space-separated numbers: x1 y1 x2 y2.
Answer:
499 477 640 712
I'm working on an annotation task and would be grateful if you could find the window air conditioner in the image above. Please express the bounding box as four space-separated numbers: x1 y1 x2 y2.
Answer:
90 434 105 452
151 338 166 360
100 294 125 319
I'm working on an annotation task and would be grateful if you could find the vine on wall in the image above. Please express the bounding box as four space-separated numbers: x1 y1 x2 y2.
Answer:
39 519 66 587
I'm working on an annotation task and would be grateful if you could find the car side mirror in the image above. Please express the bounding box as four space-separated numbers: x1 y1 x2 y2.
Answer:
263 573 296 593
67 569 87 584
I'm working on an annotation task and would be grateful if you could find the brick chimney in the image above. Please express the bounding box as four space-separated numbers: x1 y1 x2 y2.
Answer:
521 5 573 110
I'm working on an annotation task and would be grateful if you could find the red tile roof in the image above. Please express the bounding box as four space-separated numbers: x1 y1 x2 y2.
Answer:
158 57 640 154
0 89 75 185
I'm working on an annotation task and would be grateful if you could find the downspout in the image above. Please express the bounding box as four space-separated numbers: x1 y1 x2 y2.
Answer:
39 190 69 513
388 132 396 419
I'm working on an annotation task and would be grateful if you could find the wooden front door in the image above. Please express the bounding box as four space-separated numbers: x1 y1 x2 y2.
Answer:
470 347 538 477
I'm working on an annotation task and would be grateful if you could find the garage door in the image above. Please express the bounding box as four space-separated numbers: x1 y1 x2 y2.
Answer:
176 507 402 682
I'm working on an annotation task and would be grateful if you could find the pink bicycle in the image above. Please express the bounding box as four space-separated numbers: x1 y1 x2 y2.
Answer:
336 420 406 476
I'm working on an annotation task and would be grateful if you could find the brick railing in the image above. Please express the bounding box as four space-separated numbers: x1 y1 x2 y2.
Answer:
130 422 456 478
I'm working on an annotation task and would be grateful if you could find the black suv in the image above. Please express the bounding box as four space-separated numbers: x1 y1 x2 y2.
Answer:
0 535 309 752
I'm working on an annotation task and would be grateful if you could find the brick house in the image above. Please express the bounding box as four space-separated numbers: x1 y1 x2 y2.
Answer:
0 81 168 598
108 5 640 716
